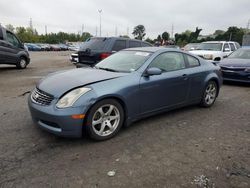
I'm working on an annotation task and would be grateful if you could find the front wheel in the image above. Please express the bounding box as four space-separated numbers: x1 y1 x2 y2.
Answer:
200 81 218 107
16 57 28 69
86 99 124 141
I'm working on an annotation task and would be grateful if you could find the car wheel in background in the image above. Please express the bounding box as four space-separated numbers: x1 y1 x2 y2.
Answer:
16 57 27 69
200 80 218 107
86 99 124 141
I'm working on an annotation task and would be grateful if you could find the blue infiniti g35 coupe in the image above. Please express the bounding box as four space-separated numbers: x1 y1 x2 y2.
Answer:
28 47 222 140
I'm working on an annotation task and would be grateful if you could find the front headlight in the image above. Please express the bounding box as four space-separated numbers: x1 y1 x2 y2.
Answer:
56 87 91 108
203 54 213 60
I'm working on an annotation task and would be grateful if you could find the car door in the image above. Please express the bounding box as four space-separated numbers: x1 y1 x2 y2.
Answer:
183 54 205 101
2 31 21 64
139 52 190 114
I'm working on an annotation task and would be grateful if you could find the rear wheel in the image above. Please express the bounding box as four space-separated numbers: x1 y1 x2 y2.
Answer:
86 99 124 141
16 57 27 69
200 81 218 107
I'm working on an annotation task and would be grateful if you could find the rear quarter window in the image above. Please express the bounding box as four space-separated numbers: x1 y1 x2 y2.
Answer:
186 55 200 67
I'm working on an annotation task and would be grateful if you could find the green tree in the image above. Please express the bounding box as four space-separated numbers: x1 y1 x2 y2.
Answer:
5 24 15 32
162 32 170 41
145 37 154 44
132 25 146 40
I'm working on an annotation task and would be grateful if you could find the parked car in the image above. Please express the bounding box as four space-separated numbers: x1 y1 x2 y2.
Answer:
183 43 200 51
58 44 69 51
0 25 30 69
68 43 81 51
37 43 51 51
164 45 180 49
219 47 250 83
28 47 222 140
190 41 240 62
25 43 42 51
50 44 61 51
71 37 152 67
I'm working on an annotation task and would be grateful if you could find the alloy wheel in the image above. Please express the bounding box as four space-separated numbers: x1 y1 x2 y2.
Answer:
91 104 120 137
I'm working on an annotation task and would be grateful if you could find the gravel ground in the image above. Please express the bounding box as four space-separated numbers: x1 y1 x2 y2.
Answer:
0 52 249 188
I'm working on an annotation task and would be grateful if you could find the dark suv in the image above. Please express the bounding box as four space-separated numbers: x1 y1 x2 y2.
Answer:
0 25 30 69
71 37 152 67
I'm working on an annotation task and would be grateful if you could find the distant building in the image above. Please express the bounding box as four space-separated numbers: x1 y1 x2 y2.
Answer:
242 34 250 46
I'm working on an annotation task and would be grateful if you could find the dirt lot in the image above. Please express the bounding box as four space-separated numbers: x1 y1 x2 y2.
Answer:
0 52 250 188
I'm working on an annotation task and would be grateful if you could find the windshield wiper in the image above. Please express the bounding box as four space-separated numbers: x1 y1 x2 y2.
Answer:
96 67 119 72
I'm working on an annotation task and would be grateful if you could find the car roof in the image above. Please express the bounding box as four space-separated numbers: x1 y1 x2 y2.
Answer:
90 37 150 43
203 41 236 44
123 47 181 53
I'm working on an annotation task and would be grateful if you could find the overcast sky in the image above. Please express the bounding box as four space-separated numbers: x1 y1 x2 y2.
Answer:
0 0 249 38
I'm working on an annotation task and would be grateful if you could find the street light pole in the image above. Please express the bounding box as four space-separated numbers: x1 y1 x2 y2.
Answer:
98 9 102 37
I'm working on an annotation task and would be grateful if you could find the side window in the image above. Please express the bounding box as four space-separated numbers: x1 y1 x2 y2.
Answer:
149 52 186 72
6 31 20 48
229 43 236 51
186 55 200 67
129 41 141 48
141 42 152 47
0 28 3 40
112 40 126 51
223 43 230 52
235 42 241 49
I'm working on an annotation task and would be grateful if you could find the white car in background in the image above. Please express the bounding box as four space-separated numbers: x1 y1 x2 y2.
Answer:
190 41 240 62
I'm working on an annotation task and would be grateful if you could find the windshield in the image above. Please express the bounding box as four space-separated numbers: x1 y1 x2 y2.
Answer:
80 38 110 51
197 43 222 51
228 48 250 59
95 51 152 72
184 43 200 51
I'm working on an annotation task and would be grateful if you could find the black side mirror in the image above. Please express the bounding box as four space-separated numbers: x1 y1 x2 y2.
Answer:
144 67 162 76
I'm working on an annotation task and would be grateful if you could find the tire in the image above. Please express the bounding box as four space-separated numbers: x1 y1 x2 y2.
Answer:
16 57 27 69
200 81 218 107
86 99 124 141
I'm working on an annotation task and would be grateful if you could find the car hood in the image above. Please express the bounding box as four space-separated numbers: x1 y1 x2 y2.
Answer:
190 50 220 55
37 68 128 97
219 58 250 68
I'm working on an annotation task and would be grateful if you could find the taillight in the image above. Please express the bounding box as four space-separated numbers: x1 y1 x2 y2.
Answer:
100 53 111 60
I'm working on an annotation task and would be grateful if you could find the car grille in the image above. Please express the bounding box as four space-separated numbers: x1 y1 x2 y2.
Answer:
221 66 246 72
31 88 54 105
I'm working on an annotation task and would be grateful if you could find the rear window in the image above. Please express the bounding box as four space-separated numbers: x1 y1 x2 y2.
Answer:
80 38 110 51
112 40 127 51
129 41 141 48
141 42 152 47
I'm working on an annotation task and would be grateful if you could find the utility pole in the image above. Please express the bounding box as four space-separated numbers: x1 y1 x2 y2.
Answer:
95 26 98 37
247 19 250 33
171 23 174 39
29 18 33 31
45 25 47 35
127 27 129 37
115 26 118 37
81 24 84 34
98 9 102 37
